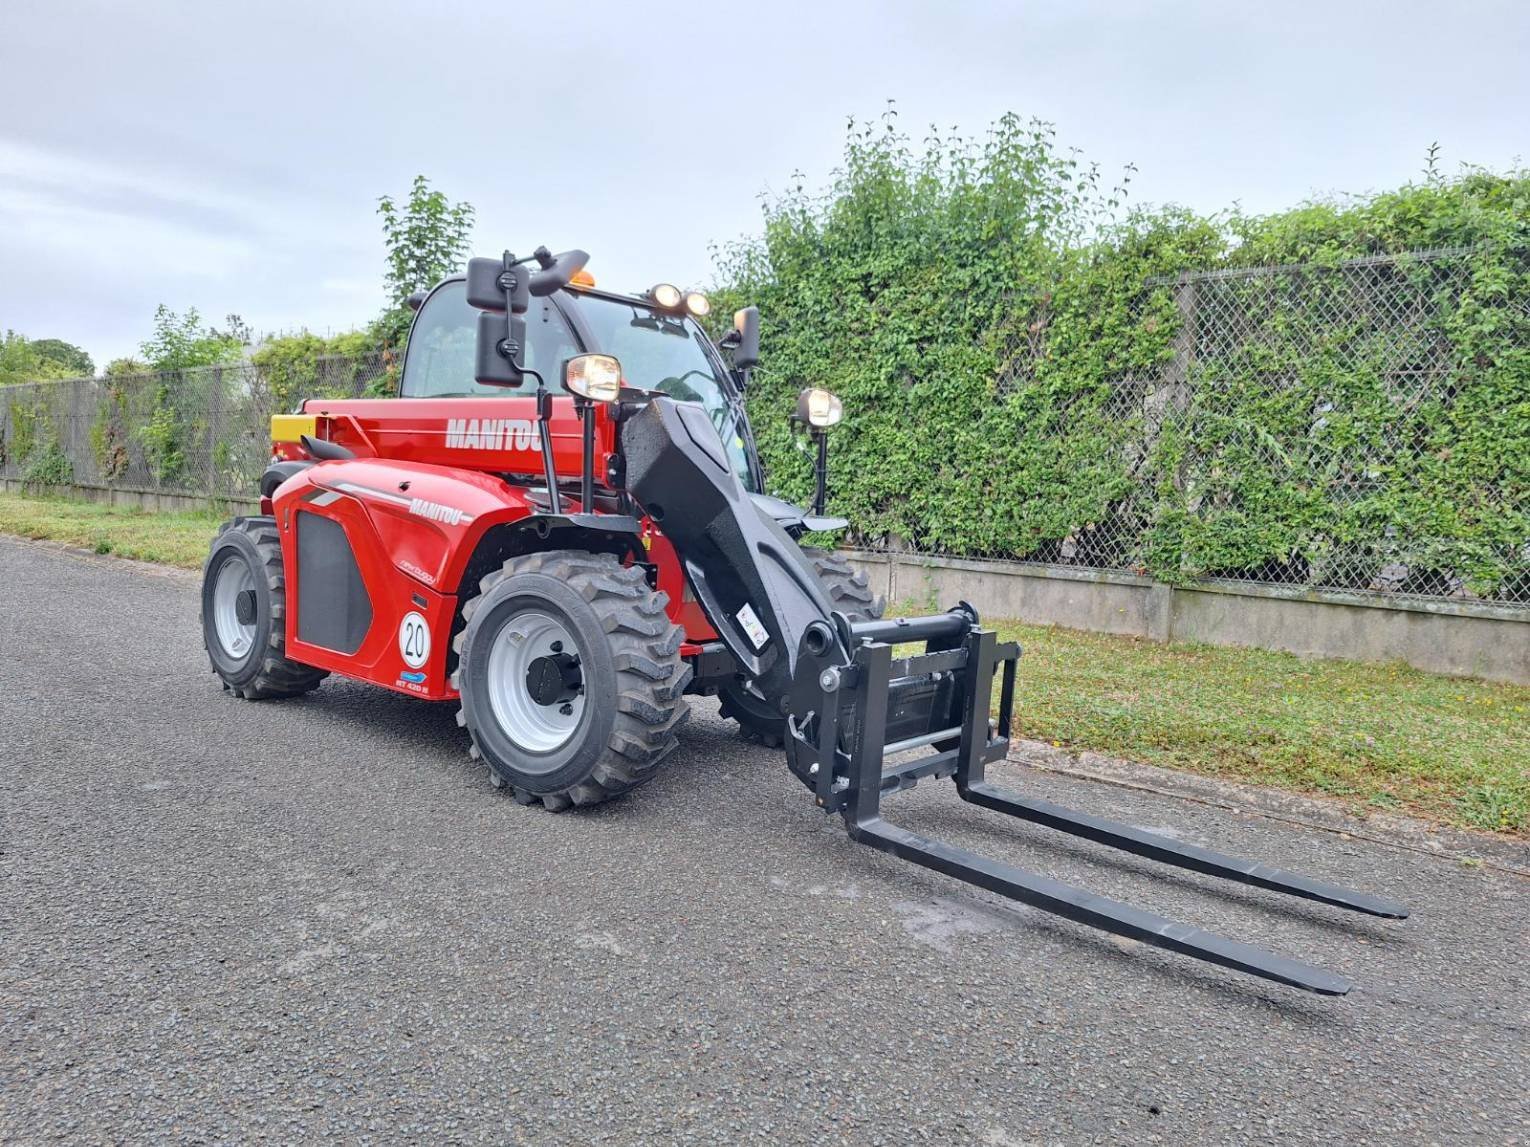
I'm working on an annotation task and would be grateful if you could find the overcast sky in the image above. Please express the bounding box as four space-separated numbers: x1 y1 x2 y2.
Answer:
2 0 1526 370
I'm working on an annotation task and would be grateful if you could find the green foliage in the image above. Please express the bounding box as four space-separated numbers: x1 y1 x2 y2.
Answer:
29 338 93 378
1 331 77 386
251 329 380 409
131 306 245 487
103 357 151 379
139 305 246 372
712 113 1529 598
22 439 72 486
3 400 72 485
376 175 475 355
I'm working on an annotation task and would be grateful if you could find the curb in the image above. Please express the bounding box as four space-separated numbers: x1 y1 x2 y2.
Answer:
1004 738 1530 877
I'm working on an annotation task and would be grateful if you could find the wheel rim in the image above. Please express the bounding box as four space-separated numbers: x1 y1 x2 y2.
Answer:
211 554 257 661
486 608 587 761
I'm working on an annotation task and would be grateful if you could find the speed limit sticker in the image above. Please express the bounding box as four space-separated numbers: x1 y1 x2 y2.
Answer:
398 611 431 669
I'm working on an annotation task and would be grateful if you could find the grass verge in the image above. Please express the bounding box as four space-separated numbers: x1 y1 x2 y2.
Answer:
0 490 222 570
965 617 1528 837
1 491 1522 835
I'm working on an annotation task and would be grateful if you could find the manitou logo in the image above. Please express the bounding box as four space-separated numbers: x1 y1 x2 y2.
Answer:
408 497 471 526
444 417 537 451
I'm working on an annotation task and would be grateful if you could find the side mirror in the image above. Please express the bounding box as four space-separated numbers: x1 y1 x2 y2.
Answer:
468 252 532 387
474 312 526 388
732 306 761 370
466 256 530 313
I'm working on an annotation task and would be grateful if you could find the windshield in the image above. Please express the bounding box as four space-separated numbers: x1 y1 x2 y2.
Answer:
567 292 755 490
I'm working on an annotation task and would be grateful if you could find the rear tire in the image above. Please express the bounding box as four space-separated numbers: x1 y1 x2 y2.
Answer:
201 517 327 700
453 550 691 810
719 546 884 748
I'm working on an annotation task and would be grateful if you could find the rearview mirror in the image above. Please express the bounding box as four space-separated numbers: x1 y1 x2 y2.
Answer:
466 256 530 313
474 312 526 388
732 306 761 370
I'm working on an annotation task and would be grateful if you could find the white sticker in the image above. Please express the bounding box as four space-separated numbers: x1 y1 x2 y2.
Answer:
736 602 770 651
399 611 431 669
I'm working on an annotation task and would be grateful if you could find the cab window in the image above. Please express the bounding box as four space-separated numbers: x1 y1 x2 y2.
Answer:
401 280 581 397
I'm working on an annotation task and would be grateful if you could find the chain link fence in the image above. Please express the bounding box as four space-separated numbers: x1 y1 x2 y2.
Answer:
0 352 390 503
895 245 1528 608
2 248 1525 608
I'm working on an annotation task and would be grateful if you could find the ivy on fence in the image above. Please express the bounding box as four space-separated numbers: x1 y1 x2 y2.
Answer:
709 111 1529 604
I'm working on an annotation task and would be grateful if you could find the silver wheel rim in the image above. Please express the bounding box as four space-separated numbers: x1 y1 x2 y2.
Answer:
212 554 257 661
486 609 586 760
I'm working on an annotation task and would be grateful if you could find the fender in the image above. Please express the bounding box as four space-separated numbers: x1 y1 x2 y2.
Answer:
267 459 650 700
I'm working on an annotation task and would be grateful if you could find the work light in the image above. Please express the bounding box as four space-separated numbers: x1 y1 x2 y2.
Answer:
565 354 623 402
796 387 844 429
650 283 683 309
684 291 711 317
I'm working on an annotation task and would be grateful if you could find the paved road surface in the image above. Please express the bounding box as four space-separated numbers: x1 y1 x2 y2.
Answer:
1 536 1525 1144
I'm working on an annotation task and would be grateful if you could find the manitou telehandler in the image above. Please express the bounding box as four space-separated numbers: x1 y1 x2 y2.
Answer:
201 246 1407 995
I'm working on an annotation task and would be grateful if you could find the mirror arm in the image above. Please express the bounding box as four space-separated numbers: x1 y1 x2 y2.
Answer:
812 428 828 516
531 371 562 516
577 396 596 513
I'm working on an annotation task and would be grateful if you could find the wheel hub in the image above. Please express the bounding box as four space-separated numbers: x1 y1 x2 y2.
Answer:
524 651 582 707
234 588 257 626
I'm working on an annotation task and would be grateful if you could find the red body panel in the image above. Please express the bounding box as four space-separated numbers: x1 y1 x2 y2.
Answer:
268 394 717 699
300 395 615 479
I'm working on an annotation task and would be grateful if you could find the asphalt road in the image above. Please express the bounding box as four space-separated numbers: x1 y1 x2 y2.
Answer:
2 535 1526 1145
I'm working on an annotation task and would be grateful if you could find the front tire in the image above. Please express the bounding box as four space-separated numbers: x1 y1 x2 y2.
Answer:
453 551 691 810
719 546 884 747
201 517 327 700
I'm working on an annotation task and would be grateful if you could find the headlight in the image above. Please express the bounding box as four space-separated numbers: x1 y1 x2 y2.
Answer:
565 354 623 402
796 387 844 429
650 283 683 309
684 291 711 317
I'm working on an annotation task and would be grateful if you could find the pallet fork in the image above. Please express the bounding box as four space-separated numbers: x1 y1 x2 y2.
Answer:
622 395 1409 996
784 612 1408 996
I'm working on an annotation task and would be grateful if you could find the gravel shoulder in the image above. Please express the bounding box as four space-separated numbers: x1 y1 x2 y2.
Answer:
2 536 1526 1144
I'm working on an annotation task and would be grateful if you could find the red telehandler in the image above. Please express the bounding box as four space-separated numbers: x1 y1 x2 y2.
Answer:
201 247 1407 995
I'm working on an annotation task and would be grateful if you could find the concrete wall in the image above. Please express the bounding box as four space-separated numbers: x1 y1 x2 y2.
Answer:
844 549 1530 685
1 478 256 514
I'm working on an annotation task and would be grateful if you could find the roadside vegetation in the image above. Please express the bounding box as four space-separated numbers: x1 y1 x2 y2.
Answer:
976 618 1528 837
0 491 220 569
1 488 1521 836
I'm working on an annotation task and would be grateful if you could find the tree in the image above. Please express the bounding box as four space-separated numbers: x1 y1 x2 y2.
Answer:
29 338 93 378
139 305 246 372
0 330 77 385
103 357 151 379
374 175 475 350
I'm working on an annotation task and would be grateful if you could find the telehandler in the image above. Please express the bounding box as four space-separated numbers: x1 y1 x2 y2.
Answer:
202 246 1406 995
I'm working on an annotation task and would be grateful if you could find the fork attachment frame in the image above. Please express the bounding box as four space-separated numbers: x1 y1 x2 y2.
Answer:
783 614 1408 996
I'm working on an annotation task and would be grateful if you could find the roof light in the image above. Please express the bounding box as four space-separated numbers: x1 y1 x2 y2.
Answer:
684 291 711 317
650 283 682 309
569 269 596 287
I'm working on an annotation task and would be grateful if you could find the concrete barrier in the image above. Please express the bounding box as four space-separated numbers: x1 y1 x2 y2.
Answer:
843 549 1530 685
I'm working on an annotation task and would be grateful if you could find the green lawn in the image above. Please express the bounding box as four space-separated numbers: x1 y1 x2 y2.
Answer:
2 490 1524 835
968 619 1528 836
0 491 222 569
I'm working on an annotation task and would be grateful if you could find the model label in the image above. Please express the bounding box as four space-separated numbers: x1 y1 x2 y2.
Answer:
445 418 537 451
736 602 770 651
408 497 470 526
399 611 431 669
